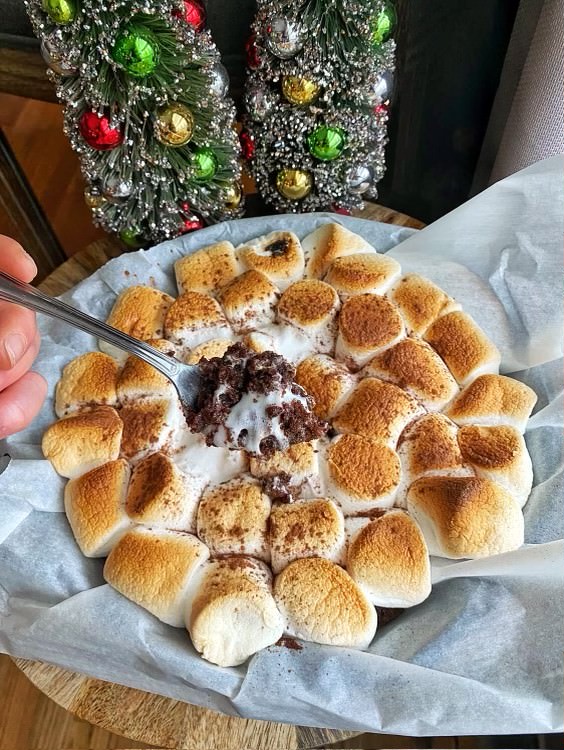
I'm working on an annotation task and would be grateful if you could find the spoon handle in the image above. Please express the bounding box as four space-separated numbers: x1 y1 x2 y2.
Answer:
0 270 181 378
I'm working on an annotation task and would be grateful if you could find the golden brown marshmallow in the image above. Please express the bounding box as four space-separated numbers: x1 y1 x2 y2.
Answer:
335 294 405 370
174 241 240 295
55 352 119 417
424 311 501 386
388 274 461 335
237 231 305 291
100 286 174 362
42 406 123 479
104 526 209 627
64 458 132 557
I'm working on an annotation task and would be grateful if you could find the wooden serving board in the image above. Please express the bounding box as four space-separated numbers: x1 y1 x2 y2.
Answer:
13 203 425 750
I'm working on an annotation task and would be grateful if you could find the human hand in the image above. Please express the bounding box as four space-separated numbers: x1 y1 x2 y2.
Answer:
0 236 47 439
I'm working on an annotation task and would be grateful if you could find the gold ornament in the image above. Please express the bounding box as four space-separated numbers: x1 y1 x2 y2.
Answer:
154 103 194 147
84 189 106 209
276 168 313 200
222 182 243 210
282 75 320 105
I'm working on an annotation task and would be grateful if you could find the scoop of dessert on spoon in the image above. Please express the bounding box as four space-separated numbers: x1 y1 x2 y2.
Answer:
0 270 326 456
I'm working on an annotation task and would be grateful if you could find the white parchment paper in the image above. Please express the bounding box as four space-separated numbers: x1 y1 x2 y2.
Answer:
1 156 562 736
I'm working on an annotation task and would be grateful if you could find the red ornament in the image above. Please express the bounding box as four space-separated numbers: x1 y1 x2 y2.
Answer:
180 201 192 214
245 33 261 70
331 205 351 215
374 103 389 116
239 130 255 160
181 215 204 233
172 0 206 31
79 110 123 151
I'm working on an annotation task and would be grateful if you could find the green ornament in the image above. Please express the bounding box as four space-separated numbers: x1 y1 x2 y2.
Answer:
371 1 397 46
307 125 347 161
192 147 218 182
112 25 159 78
119 228 144 248
42 0 77 24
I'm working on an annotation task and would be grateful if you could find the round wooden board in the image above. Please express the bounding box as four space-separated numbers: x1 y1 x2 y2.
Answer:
14 204 424 750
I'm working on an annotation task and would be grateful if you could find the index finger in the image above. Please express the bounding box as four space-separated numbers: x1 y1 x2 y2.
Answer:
0 236 38 283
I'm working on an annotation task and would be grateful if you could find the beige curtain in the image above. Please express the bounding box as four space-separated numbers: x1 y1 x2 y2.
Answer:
473 0 564 189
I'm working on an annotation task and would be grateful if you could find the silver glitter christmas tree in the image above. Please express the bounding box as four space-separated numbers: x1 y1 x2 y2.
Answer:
25 0 244 246
242 0 396 214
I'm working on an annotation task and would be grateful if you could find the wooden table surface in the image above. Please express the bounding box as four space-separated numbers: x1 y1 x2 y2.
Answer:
14 203 425 750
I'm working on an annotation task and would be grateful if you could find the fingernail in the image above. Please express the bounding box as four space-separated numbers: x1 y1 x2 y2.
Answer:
3 333 27 368
19 247 37 275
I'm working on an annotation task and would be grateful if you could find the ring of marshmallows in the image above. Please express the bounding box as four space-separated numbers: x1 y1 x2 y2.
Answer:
42 223 538 668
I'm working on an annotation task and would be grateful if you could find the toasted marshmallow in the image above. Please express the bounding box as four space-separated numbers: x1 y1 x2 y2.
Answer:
302 223 376 279
323 434 400 514
295 355 356 420
55 352 119 417
184 338 235 365
336 294 405 370
164 291 232 355
126 452 205 533
175 434 248 485
274 557 377 648
237 231 305 291
446 374 537 433
346 510 431 608
64 459 132 557
100 286 174 363
197 477 271 561
325 253 401 299
388 274 461 335
458 425 533 508
250 441 320 496
42 406 123 479
243 323 314 365
218 270 280 333
119 399 184 463
397 414 471 506
333 378 424 447
104 527 209 627
188 557 284 667
277 279 340 354
174 241 241 295
407 476 524 559
268 498 345 574
117 339 179 402
363 338 459 411
424 311 501 386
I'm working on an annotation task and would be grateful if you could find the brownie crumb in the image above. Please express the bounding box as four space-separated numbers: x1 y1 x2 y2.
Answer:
261 472 300 503
375 607 404 627
276 636 303 651
183 343 327 456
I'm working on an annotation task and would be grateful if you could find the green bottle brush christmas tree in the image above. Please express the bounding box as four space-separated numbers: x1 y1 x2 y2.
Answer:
242 0 396 214
25 0 244 245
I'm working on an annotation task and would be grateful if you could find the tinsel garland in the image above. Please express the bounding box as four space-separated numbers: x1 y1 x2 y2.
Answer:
24 0 243 243
244 0 395 214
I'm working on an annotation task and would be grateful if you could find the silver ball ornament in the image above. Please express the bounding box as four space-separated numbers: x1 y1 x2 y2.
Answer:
346 165 374 195
208 62 230 98
245 84 277 122
370 70 394 104
40 39 78 76
102 175 133 204
265 16 305 59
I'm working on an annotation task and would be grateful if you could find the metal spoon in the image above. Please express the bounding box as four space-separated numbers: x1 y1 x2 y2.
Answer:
0 270 202 408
